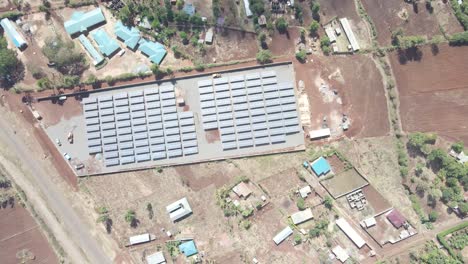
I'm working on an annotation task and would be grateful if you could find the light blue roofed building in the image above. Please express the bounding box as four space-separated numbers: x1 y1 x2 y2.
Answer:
91 29 120 57
183 3 196 16
114 21 141 50
78 35 104 65
64 8 106 36
178 240 198 257
310 156 331 177
138 39 167 65
0 18 27 49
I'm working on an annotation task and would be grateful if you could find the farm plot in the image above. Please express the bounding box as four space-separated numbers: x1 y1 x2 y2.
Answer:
390 44 468 144
0 206 58 264
321 168 368 199
362 0 463 46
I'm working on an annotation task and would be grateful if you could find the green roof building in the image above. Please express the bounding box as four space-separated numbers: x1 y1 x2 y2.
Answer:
114 21 141 50
138 39 167 65
64 8 106 36
78 34 104 66
92 29 120 57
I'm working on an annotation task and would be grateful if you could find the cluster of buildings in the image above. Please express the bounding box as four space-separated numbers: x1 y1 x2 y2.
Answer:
64 7 167 66
324 17 360 53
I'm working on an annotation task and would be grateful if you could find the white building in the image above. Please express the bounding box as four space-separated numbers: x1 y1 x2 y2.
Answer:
335 218 366 248
166 197 193 222
146 251 166 264
273 226 293 245
309 128 331 140
129 233 151 246
291 208 313 225
332 245 350 263
339 18 360 52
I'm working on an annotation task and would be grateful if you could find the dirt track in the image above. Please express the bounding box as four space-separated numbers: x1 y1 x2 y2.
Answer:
390 44 468 144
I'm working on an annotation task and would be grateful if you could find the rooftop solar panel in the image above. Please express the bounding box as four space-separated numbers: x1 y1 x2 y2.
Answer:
149 137 165 145
166 141 182 150
163 113 178 122
281 104 297 112
219 120 234 128
182 132 197 141
144 94 160 102
246 80 261 87
221 134 236 142
248 94 264 102
249 101 265 109
216 98 231 106
250 108 266 116
99 101 114 109
88 145 102 154
178 111 193 119
86 125 100 133
254 137 270 146
279 89 295 98
165 127 180 136
167 149 183 158
161 92 175 100
105 151 119 159
183 146 198 155
182 139 197 148
266 105 282 114
237 131 252 140
146 109 161 117
247 86 263 95
238 139 254 148
114 92 128 100
102 130 116 138
120 156 135 164
179 118 194 126
135 146 150 154
87 132 101 140
150 143 165 152
148 130 164 138
118 134 133 142
215 91 231 100
86 118 100 126
118 127 132 135
202 114 218 124
214 77 228 85
222 141 237 150
270 134 286 144
133 125 148 133
101 123 116 130
200 100 216 109
84 104 98 112
284 118 299 126
86 140 102 150
262 78 277 85
235 117 250 126
198 79 212 87
181 125 196 133
252 122 267 130
230 82 245 90
133 133 148 141
220 126 235 135
253 130 269 138
146 101 161 109
162 106 177 114
164 121 179 129
136 153 151 162
119 142 134 149
233 103 249 112
234 110 249 119
282 111 298 119
201 108 217 117
267 113 283 121
277 82 294 90
117 121 131 128
166 135 181 143
103 144 118 152
102 137 117 145
261 71 276 78
120 149 134 157
132 118 147 126
218 112 233 121
152 152 166 160
265 98 281 107
100 108 115 116
229 75 244 83
268 120 284 129
83 97 97 105
116 113 130 121
84 111 99 119
114 99 129 107
144 88 158 95
115 107 129 114
230 88 246 97
217 105 232 114
161 99 176 107
246 72 260 80
203 121 218 130
104 158 119 166
147 115 162 124
215 84 230 93
285 125 301 134
280 96 296 105
199 86 214 95
159 84 174 93
232 96 247 104
131 111 146 119
130 97 144 105
129 90 144 97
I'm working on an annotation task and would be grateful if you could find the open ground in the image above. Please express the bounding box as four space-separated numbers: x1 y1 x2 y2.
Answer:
391 44 468 144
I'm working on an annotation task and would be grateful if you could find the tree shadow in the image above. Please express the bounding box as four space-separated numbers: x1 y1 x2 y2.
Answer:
398 47 423 64
431 43 439 56
130 218 140 228
105 219 113 234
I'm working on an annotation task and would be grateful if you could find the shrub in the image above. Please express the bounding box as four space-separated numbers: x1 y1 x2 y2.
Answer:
451 141 464 154
296 197 306 210
295 49 307 63
256 50 272 64
275 17 288 33
309 20 320 35
428 211 438 222
294 234 302 245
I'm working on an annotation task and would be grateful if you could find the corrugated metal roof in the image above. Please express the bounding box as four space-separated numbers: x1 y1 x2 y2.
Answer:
183 146 198 155
92 29 120 57
238 139 253 148
0 18 27 49
215 91 230 99
138 38 167 65
114 20 141 49
273 226 293 245
103 144 118 152
78 34 104 65
229 75 244 83
65 8 106 35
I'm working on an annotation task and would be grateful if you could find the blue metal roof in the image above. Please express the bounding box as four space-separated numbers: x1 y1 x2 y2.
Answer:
64 8 106 35
114 21 141 50
138 39 167 65
183 3 196 16
311 157 331 176
92 29 120 57
78 35 104 65
179 240 198 257
0 18 27 49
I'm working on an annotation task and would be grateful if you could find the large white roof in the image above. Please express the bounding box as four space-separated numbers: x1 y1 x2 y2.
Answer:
129 233 150 245
166 197 192 222
335 218 366 248
273 226 293 245
290 208 313 225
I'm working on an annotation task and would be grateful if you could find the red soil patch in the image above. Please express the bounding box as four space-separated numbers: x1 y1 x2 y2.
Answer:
390 44 468 144
0 206 58 264
327 154 346 175
33 98 83 127
205 129 220 143
318 0 361 23
294 54 389 139
362 0 463 46
270 28 301 57
361 185 392 215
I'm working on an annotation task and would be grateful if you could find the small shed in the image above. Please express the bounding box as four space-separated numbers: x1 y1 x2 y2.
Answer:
290 208 313 225
310 157 331 177
325 27 337 43
129 233 150 246
332 246 349 263
273 226 293 245
146 251 166 264
386 209 406 229
179 240 198 257
183 3 196 16
0 18 27 49
204 28 214 44
258 15 267 26
166 197 192 222
309 128 331 139
363 217 376 228
232 182 252 199
299 185 312 198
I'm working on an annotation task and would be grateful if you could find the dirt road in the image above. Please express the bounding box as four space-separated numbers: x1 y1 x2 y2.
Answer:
0 103 112 264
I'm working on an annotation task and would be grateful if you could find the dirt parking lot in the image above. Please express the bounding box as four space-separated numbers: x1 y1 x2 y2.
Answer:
0 206 58 264
362 0 463 46
390 44 468 144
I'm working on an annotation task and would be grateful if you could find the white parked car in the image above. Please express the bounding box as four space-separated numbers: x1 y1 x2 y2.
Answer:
63 152 71 161
55 138 61 146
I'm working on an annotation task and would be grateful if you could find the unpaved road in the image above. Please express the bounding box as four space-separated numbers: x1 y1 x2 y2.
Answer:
0 102 112 264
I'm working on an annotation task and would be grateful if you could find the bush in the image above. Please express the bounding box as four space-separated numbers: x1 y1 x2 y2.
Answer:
324 195 333 209
295 49 307 63
0 11 23 20
241 207 254 218
451 141 464 154
256 50 272 64
179 31 189 45
294 234 302 245
309 20 320 35
428 211 438 222
275 17 288 33
241 220 251 230
296 197 306 210
37 77 52 90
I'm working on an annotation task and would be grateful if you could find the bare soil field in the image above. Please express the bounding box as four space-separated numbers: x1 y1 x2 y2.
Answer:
0 206 58 264
362 0 463 46
294 54 389 140
317 0 372 49
321 168 368 198
390 44 468 144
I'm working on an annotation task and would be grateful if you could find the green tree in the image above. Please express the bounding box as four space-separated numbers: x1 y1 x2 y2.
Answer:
311 2 320 20
428 211 438 222
146 203 153 219
451 142 464 154
442 188 455 203
324 195 333 209
449 31 468 46
309 228 320 237
256 50 272 64
0 38 24 88
275 17 288 33
258 32 267 48
176 0 184 10
320 36 330 47
408 132 437 152
458 202 468 217
37 77 52 90
42 36 87 76
295 49 307 63
294 234 302 245
179 31 189 44
309 20 320 35
124 210 137 227
118 5 134 25
398 35 426 49
62 75 79 88
296 197 306 210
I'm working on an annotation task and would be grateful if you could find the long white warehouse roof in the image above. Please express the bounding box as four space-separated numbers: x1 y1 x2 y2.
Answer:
129 233 150 245
290 208 313 225
309 128 331 139
339 18 360 51
273 226 293 245
335 218 366 248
